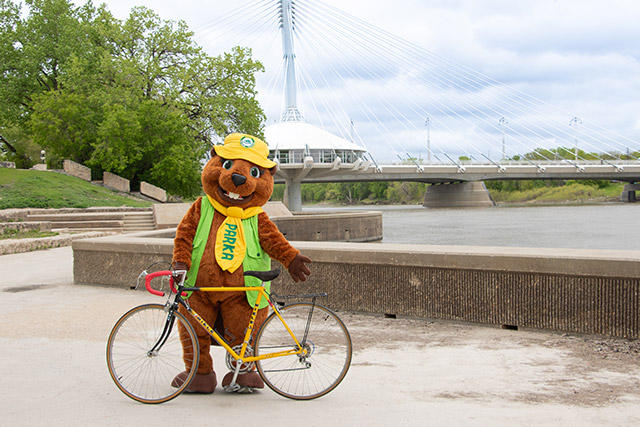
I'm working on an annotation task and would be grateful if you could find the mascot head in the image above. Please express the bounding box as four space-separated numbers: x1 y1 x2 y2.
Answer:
202 133 277 208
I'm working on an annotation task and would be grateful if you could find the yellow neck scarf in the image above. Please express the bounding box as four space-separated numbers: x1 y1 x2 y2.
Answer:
207 195 263 273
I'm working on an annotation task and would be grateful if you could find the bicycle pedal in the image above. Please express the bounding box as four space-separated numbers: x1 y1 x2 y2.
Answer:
224 384 254 394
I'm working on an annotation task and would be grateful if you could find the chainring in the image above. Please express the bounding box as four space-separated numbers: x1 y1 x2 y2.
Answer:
225 344 255 373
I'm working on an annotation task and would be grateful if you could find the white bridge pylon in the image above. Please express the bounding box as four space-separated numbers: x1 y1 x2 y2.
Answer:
266 0 374 211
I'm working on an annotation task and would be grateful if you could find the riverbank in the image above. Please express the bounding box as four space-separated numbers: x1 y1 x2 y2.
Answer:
274 180 626 206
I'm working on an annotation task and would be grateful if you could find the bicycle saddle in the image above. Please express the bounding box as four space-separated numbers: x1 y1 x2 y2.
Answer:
243 269 281 282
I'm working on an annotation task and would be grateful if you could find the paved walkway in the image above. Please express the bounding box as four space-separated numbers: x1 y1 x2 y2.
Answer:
1 247 640 426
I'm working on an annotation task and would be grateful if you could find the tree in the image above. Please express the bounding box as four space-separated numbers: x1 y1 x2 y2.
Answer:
1 0 266 197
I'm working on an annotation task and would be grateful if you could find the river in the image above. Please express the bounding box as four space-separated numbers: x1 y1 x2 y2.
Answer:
302 203 640 250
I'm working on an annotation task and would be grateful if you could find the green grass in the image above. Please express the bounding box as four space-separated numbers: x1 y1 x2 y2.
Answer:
0 168 152 209
490 182 624 204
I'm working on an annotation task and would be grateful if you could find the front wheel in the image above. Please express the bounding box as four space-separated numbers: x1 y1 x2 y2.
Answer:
255 303 352 400
106 304 199 404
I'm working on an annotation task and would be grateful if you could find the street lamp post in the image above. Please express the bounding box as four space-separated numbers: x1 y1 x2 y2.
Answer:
425 117 431 164
569 117 582 161
498 117 508 161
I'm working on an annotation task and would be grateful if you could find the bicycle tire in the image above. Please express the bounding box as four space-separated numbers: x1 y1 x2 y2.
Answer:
106 303 199 404
255 302 352 400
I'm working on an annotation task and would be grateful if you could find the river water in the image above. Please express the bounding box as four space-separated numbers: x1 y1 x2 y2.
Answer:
303 203 640 250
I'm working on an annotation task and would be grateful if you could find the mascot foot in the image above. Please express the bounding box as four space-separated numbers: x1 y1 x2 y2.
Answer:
171 371 217 394
222 371 264 393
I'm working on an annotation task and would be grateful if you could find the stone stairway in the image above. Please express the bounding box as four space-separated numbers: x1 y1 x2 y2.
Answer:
122 211 156 232
26 208 155 233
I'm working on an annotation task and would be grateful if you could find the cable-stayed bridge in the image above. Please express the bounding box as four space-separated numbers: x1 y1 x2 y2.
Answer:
193 0 640 210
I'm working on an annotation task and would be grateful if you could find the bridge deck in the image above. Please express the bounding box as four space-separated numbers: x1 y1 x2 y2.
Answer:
275 162 640 184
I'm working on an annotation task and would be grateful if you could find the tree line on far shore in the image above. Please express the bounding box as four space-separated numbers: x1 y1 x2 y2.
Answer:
270 179 623 205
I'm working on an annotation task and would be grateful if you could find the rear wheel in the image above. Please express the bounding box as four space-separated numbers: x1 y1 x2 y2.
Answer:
255 303 352 400
106 304 199 404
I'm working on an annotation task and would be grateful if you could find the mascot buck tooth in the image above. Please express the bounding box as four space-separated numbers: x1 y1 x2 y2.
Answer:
171 133 312 393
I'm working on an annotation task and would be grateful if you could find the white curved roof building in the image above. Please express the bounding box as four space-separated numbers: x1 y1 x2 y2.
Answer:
265 121 368 165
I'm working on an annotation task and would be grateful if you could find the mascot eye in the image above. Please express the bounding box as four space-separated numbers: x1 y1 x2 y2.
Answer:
222 160 234 170
250 167 261 178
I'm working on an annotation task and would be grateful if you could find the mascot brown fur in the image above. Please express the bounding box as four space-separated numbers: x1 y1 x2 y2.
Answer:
171 133 311 393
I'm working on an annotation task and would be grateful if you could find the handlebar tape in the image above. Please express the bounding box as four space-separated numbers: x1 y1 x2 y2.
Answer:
144 270 173 297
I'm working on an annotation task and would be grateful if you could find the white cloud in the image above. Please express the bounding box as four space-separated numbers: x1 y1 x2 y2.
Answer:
76 0 640 162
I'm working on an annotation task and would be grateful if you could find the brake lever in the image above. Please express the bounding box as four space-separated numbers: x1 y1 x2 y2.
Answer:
132 270 148 290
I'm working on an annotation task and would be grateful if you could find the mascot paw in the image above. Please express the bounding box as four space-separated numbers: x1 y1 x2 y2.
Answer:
222 371 264 393
171 371 217 394
288 253 312 282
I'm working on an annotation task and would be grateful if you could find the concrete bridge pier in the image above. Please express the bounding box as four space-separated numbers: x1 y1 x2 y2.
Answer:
620 183 640 202
283 179 303 212
423 181 495 208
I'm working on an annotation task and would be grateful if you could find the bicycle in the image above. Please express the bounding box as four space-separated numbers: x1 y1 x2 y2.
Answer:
106 266 352 404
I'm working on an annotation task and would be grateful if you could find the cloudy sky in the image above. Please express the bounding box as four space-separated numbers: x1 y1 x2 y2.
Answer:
75 0 640 162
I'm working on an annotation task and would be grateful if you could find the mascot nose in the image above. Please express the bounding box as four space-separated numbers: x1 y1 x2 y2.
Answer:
232 173 247 187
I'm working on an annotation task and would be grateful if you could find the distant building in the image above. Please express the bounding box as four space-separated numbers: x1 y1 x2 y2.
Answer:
266 121 368 165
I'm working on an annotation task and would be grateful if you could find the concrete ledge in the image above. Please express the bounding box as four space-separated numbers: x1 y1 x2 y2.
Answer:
151 201 294 230
140 181 167 202
149 202 381 242
1 231 111 255
272 211 382 242
63 160 91 181
72 232 640 338
103 172 130 193
0 221 51 234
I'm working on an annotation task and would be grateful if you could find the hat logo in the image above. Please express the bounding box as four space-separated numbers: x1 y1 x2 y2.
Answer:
240 136 255 148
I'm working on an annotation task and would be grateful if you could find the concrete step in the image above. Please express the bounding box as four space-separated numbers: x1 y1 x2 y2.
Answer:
53 227 124 233
52 220 124 229
28 212 126 222
122 212 155 232
27 208 155 234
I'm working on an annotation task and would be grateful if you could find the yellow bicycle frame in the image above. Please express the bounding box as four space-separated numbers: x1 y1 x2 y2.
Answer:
183 286 307 363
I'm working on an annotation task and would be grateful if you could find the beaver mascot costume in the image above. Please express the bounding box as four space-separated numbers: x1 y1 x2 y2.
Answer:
171 133 312 393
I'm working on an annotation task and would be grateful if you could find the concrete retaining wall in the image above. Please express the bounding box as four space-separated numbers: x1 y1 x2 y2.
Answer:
271 211 382 242
149 202 382 242
103 172 130 193
0 221 51 234
72 233 640 338
63 160 91 181
140 181 167 202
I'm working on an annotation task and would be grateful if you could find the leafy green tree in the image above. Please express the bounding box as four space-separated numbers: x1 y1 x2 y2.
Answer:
0 0 265 197
0 126 41 167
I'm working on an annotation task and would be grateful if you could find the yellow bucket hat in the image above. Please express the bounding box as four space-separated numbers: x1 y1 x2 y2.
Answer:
213 133 276 169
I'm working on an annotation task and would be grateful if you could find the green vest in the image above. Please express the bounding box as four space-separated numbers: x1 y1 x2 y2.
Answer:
185 197 271 308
